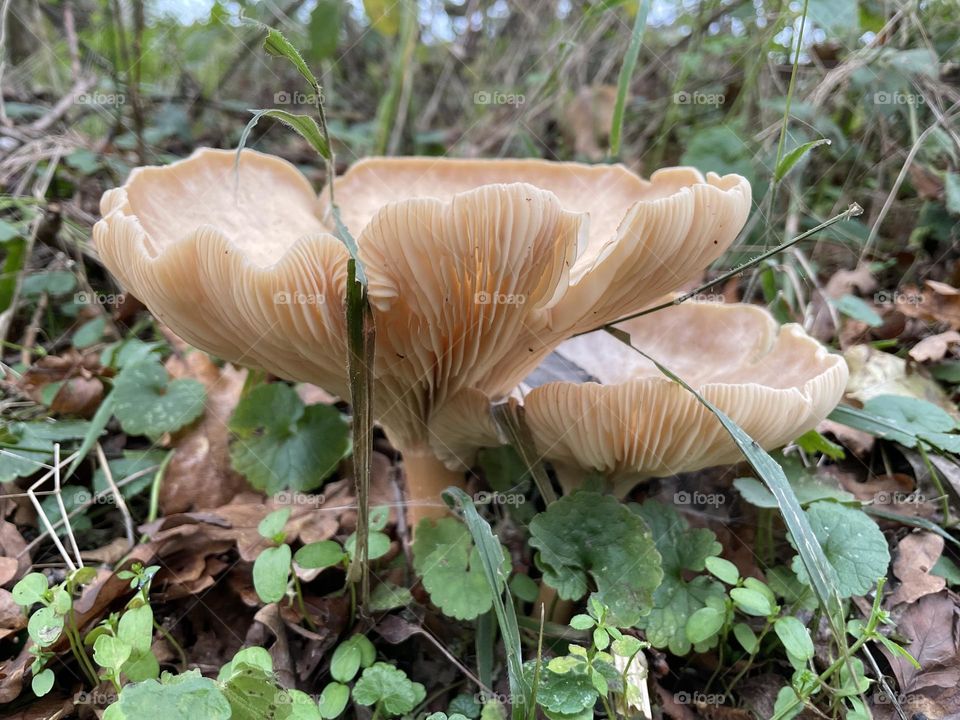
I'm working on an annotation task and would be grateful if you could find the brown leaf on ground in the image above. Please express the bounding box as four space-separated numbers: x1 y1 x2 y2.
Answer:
1 696 73 719
0 557 18 587
909 330 960 362
49 375 104 417
0 588 26 640
898 280 960 329
880 591 960 693
819 418 875 455
0 521 31 581
811 265 877 341
160 352 251 513
890 532 947 605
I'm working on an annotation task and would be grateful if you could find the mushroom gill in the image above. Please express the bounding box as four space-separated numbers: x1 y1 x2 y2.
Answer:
94 148 752 528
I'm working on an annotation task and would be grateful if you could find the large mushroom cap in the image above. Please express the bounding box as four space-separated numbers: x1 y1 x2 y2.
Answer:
430 302 848 494
95 149 752 457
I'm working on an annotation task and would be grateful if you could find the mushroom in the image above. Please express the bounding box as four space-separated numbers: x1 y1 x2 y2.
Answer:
94 149 751 528
428 301 848 496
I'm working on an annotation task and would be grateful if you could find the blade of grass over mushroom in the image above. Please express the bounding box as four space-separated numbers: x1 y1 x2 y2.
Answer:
591 203 862 332
774 138 832 184
491 403 557 506
373 0 417 155
773 0 810 178
444 487 528 720
239 109 329 160
345 259 376 605
608 0 650 159
603 329 848 642
65 392 114 479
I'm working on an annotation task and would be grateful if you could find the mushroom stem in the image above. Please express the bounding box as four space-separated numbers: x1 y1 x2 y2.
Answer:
400 445 467 531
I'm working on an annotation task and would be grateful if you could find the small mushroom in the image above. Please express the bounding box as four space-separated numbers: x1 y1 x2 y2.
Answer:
429 301 848 496
94 149 751 527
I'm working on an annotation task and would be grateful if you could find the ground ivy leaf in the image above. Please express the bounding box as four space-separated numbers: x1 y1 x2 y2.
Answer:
113 358 206 440
108 670 231 720
352 662 426 715
526 662 597 715
412 517 509 621
530 493 662 627
229 383 351 494
790 501 890 598
631 500 724 652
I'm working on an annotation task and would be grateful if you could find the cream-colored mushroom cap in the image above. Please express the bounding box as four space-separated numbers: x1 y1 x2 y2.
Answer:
94 148 751 522
430 302 848 496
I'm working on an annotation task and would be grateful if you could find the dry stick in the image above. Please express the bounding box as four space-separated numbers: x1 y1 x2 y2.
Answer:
95 443 135 549
580 203 864 337
25 447 83 572
53 444 84 569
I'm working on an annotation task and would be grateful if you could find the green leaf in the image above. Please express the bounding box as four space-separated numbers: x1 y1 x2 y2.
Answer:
113 359 206 440
774 616 814 661
733 622 758 654
685 607 725 644
73 316 106 349
830 294 882 327
220 661 293 720
530 493 662 627
807 0 858 34
111 669 230 719
12 572 49 606
307 0 342 61
31 667 55 696
94 634 132 670
730 587 775 617
258 508 291 540
412 517 510 621
362 0 401 36
294 540 346 569
946 172 960 215
0 420 93 482
260 26 321 94
734 475 855 508
21 271 76 298
352 662 426 715
330 635 376 683
344 530 390 561
932 555 960 585
790 501 890 598
367 582 412 611
318 682 349 719
508 574 539 603
229 384 350 494
774 138 831 183
218 647 274 681
118 604 154 656
245 109 329 160
704 557 740 585
569 614 595 630
530 662 597 716
290 689 324 720
848 394 960 452
253 545 292 604
632 500 725 654
27 606 63 647
793 429 845 460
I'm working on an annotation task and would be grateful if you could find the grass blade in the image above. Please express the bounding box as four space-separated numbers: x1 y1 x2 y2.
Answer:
608 0 650 158
444 487 528 720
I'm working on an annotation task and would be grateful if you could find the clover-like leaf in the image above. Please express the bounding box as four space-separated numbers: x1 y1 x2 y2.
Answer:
790 501 890 598
330 635 376 683
412 517 509 620
529 493 662 627
112 358 206 440
229 383 350 494
632 500 726 654
352 662 426 715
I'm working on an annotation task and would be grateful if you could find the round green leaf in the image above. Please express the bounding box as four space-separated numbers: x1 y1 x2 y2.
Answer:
31 668 54 696
93 634 132 670
295 540 346 569
704 557 740 585
12 572 49 606
730 587 774 617
253 544 292 604
113 359 206 440
318 682 349 719
258 508 291 540
685 606 725 644
28 606 63 647
733 622 758 654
